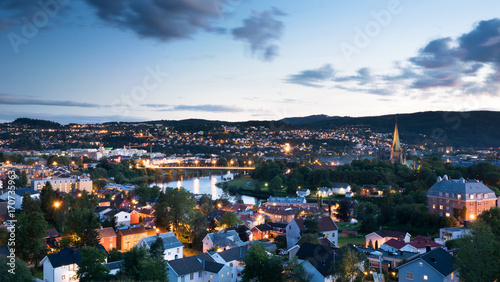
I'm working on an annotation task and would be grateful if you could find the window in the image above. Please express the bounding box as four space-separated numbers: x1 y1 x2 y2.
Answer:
439 205 443 210
432 204 436 209
326 233 329 238
470 194 475 200
485 194 488 199
62 275 66 280
177 248 180 253
418 262 423 267
230 263 233 267
451 272 454 279
424 275 428 280
457 194 461 199
181 275 185 282
470 203 474 207
445 193 449 197
198 271 202 278
210 274 213 279
406 272 414 280
190 273 194 280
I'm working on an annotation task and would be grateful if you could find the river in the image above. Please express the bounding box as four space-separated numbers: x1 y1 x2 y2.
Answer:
149 172 258 205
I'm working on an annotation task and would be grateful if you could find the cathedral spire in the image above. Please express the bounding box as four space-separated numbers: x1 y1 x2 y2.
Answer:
392 118 401 152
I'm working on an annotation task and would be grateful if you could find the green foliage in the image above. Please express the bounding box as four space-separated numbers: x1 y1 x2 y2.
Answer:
150 237 165 259
241 243 283 282
335 200 353 222
274 235 287 249
189 211 208 252
454 223 500 282
77 247 110 282
67 208 100 248
17 211 48 265
302 219 319 235
40 181 56 222
134 184 161 204
283 257 313 282
121 246 168 281
154 187 195 235
269 175 283 192
217 212 243 229
299 233 321 246
108 248 124 262
330 247 365 282
21 193 42 214
0 256 33 282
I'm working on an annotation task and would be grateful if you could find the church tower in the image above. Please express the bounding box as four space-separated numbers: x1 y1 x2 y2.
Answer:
390 119 405 164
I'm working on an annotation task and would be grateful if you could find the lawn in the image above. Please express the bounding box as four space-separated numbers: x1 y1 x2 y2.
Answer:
336 222 361 232
225 176 256 189
338 235 366 247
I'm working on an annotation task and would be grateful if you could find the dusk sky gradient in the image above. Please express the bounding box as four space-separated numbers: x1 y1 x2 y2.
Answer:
1 0 500 124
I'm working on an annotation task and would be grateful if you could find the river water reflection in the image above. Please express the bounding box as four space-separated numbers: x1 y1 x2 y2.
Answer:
150 172 257 205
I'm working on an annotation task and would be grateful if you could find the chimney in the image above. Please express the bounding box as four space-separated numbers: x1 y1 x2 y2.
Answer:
426 245 431 253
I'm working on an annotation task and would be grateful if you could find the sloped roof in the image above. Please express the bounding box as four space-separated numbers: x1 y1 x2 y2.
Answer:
398 248 455 277
383 238 407 250
294 216 338 232
140 232 183 250
208 230 242 248
427 178 495 198
14 188 39 196
117 226 147 236
45 245 107 268
374 229 408 239
96 227 116 239
408 236 443 249
167 253 218 276
103 260 123 271
252 224 273 232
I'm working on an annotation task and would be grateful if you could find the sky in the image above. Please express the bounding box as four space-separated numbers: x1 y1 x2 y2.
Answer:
1 0 500 124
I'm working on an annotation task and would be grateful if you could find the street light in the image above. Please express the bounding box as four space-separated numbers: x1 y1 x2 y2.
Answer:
54 201 61 208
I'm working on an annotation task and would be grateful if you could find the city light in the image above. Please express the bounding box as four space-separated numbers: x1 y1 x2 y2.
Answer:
54 201 61 208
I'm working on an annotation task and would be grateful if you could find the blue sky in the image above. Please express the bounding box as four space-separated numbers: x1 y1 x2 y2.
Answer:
1 0 500 124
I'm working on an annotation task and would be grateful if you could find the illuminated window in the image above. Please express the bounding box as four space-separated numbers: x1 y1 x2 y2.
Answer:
457 194 461 199
419 262 423 267
485 194 488 199
439 205 443 210
451 273 454 279
424 275 428 280
470 194 474 200
406 272 414 280
445 213 450 217
432 205 436 209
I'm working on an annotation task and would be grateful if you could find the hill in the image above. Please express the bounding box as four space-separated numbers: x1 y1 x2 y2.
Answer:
280 111 500 148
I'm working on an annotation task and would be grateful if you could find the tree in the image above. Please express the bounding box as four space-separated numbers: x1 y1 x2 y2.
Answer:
67 208 100 248
16 211 48 265
21 192 41 213
287 178 299 194
189 211 208 252
283 257 312 282
0 257 33 282
208 217 217 233
199 194 213 215
335 200 353 222
121 246 168 281
19 170 28 187
367 239 374 249
218 212 242 229
108 248 124 262
40 181 56 221
242 243 283 282
155 187 195 235
150 236 165 260
269 175 283 192
299 233 320 245
330 247 365 282
454 223 500 281
374 240 379 250
77 247 110 282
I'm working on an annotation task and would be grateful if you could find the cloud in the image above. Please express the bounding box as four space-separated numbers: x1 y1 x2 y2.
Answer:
232 8 285 61
285 18 500 97
0 93 103 108
85 0 227 41
158 104 244 112
285 64 335 87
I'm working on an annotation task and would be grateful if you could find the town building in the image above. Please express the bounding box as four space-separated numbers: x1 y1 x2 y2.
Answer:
136 232 183 261
0 188 39 210
31 177 93 193
365 229 411 249
390 120 405 164
286 216 338 249
427 176 497 220
95 226 117 251
397 248 458 282
117 226 148 251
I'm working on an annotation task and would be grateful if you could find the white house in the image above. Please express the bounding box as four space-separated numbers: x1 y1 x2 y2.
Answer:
286 216 338 249
317 187 332 197
203 230 244 253
439 227 470 241
296 189 311 197
331 182 351 195
0 188 39 210
114 210 131 227
136 232 184 261
40 246 107 282
365 229 411 249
